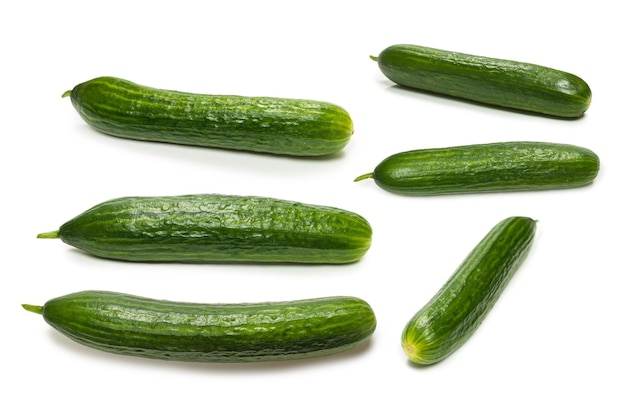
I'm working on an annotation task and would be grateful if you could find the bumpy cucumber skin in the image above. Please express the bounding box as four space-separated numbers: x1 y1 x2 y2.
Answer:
374 44 592 118
359 142 599 195
401 216 536 365
66 76 354 156
26 291 377 362
45 194 372 264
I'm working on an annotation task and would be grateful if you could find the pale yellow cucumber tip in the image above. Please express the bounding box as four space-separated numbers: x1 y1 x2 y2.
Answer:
354 173 374 182
369 55 379 62
61 89 72 98
37 230 60 239
402 340 425 364
22 304 44 315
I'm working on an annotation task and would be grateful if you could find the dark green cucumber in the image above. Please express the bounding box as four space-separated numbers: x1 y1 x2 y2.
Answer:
372 44 591 118
22 290 377 362
63 76 354 156
402 216 536 365
37 194 372 264
355 141 600 195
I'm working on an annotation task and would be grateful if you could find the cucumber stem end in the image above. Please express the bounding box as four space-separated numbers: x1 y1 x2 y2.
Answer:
61 89 72 98
354 173 374 182
369 55 379 62
22 304 44 315
37 230 60 239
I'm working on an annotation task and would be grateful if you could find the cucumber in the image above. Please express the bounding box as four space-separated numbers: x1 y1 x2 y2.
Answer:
22 290 377 362
37 193 372 264
63 76 354 156
401 216 536 365
372 44 591 118
354 142 600 195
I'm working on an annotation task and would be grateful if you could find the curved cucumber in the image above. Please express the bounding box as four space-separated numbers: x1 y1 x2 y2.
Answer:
37 194 372 264
22 291 377 362
64 76 354 156
373 44 592 118
401 216 536 365
355 142 600 195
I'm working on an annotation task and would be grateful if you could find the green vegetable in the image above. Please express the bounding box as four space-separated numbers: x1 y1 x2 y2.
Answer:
37 194 372 264
372 44 591 118
402 216 536 365
355 142 600 195
63 76 354 156
22 290 377 362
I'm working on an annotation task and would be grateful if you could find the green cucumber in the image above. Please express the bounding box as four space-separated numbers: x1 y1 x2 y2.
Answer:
355 141 600 195
401 216 536 365
37 193 372 264
372 44 591 118
22 290 377 363
63 76 354 156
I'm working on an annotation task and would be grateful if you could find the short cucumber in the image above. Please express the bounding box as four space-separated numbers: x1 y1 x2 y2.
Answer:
64 76 354 156
22 290 377 363
401 216 536 365
355 141 600 195
372 44 591 118
37 194 372 264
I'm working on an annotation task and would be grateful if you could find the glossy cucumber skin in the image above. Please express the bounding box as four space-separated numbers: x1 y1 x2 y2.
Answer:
65 76 354 156
356 142 600 195
374 44 591 118
38 194 372 264
24 291 377 362
401 216 536 365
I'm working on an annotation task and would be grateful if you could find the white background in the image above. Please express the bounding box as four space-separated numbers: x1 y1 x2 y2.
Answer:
3 1 624 416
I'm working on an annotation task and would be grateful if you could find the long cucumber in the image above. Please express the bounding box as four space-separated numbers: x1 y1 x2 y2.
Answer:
64 76 354 156
372 44 592 118
23 291 377 362
402 216 536 365
355 142 600 195
37 194 373 264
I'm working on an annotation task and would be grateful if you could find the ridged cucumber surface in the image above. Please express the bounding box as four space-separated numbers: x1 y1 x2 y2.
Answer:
37 194 372 264
355 142 600 195
22 291 377 362
373 44 592 118
64 76 354 156
401 216 536 365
